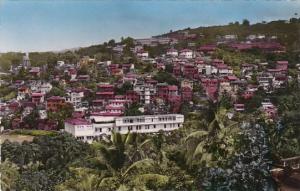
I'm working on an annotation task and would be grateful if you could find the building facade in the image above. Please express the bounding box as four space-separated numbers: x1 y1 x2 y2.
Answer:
64 114 184 143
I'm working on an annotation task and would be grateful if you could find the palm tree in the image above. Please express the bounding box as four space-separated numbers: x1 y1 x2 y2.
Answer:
67 132 170 190
0 160 19 191
185 107 240 168
55 167 103 191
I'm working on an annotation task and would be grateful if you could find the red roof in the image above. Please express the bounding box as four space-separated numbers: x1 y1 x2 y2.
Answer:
181 86 192 91
168 85 178 91
277 61 288 65
167 48 178 53
216 63 229 69
92 99 104 103
114 95 125 99
98 84 114 88
105 105 125 110
213 59 224 64
226 75 238 81
198 44 217 51
65 118 91 126
32 93 44 97
47 96 65 101
267 68 283 73
96 92 114 95
91 112 122 116
180 49 192 53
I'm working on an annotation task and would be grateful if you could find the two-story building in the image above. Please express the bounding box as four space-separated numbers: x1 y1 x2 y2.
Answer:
65 114 184 143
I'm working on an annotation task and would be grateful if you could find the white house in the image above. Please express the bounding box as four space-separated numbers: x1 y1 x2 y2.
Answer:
134 83 156 104
166 49 178 57
113 45 124 53
179 49 194 59
40 82 53 94
137 50 149 59
224 34 238 40
65 114 184 143
57 61 65 67
66 89 85 108
64 118 94 142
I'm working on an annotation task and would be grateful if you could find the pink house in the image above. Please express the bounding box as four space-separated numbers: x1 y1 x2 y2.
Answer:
201 78 219 101
183 64 197 79
96 92 115 100
97 84 114 92
181 86 193 102
276 61 288 71
31 92 45 104
198 44 217 54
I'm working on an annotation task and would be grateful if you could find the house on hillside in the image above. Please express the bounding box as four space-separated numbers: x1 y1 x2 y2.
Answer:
179 49 194 59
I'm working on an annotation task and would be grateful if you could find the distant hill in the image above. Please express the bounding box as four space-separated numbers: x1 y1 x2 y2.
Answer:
1 18 300 72
162 19 300 51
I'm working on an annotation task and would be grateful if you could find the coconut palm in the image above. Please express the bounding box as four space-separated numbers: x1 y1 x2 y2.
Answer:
185 108 240 168
55 167 103 191
0 160 19 191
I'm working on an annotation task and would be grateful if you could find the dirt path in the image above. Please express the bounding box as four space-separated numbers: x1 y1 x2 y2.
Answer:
0 134 34 143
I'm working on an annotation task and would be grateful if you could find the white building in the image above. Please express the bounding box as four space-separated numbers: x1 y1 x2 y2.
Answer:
224 34 238 40
114 114 184 134
64 118 94 142
29 81 52 94
22 53 31 69
65 114 184 143
113 45 124 53
134 83 156 104
137 51 149 59
179 49 194 59
40 82 53 94
166 49 178 57
66 89 85 108
57 61 65 67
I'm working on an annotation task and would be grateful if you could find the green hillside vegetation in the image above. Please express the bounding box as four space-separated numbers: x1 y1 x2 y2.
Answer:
167 18 300 50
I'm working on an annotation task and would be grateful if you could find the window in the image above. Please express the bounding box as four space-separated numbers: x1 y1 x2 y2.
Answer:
153 125 156 129
87 136 94 140
118 127 121 131
164 124 166 128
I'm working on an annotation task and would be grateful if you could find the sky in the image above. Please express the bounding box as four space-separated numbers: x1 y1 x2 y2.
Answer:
0 0 300 52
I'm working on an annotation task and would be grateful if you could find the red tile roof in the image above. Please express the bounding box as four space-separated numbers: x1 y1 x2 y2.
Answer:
65 118 91 126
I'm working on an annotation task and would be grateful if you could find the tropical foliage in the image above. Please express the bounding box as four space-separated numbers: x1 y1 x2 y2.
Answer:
2 102 290 190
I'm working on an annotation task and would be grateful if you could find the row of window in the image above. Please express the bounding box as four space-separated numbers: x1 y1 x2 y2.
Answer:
95 123 181 133
76 136 94 140
123 118 145 123
123 116 178 124
158 116 176 121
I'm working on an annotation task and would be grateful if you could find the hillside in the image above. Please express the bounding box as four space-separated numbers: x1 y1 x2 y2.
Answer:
1 18 300 72
164 19 300 51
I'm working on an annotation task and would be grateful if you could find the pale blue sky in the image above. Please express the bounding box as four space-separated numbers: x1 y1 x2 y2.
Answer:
0 0 300 52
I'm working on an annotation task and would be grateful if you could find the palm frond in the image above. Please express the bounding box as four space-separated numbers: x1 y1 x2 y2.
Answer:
185 130 209 142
